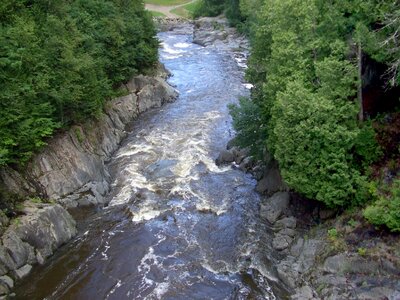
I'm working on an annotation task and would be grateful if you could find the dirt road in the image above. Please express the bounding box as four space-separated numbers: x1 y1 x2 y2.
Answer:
145 0 196 18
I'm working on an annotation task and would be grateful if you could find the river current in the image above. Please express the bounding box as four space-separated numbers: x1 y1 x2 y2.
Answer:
15 29 285 300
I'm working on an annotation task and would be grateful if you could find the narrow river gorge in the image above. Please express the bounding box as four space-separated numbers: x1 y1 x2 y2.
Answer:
15 27 287 300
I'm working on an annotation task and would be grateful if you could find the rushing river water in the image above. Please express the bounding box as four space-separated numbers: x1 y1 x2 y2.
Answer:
15 29 287 300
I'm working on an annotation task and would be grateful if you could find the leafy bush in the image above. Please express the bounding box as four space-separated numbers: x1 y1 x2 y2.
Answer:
364 179 400 232
228 97 265 158
192 0 225 18
354 121 383 168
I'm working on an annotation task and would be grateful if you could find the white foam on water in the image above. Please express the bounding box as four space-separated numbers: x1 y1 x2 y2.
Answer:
174 42 191 48
163 54 184 60
161 42 186 54
109 168 156 206
132 208 162 223
195 200 227 216
152 281 170 299
101 240 110 260
105 279 122 299
114 144 156 159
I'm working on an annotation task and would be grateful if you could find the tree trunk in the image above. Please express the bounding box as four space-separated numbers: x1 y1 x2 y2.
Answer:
358 43 364 122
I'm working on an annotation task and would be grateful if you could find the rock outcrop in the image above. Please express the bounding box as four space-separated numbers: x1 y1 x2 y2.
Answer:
153 17 193 34
218 141 400 300
193 16 249 51
0 202 76 298
0 68 178 208
0 66 178 295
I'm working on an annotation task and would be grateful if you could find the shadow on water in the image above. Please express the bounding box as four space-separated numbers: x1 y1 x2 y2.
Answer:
14 29 289 299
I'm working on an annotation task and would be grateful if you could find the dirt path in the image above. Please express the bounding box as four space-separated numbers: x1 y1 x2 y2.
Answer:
145 0 196 18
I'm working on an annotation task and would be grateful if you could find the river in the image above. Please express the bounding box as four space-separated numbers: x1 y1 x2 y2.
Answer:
15 27 286 300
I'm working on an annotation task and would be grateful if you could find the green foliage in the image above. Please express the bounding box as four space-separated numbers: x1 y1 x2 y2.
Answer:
354 121 383 168
144 0 191 5
0 0 158 166
230 0 398 208
192 0 225 18
327 228 338 240
358 2 400 86
364 178 400 232
29 197 43 204
228 97 265 158
74 127 84 144
273 80 364 207
347 218 357 227
192 0 251 32
171 1 200 19
11 217 21 227
357 247 367 256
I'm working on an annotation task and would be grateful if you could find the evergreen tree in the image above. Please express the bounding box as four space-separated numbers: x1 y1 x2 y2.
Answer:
0 0 158 166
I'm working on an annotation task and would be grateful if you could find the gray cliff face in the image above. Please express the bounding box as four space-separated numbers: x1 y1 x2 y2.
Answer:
0 70 177 295
0 202 76 296
1 71 178 208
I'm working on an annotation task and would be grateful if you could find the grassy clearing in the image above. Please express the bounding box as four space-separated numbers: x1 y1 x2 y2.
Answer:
170 0 200 18
149 10 167 17
144 0 191 6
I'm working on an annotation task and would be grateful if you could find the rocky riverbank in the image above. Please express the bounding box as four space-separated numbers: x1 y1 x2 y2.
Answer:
0 16 243 298
217 144 400 300
200 17 400 299
0 65 177 297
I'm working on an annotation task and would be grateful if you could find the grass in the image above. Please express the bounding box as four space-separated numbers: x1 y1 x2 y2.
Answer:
170 0 200 18
149 10 167 17
144 0 191 6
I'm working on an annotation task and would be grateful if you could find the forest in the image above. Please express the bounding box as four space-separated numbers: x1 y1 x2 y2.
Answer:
1 0 400 232
0 0 158 166
194 0 400 232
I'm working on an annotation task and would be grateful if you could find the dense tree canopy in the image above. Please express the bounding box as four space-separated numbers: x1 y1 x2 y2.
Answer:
0 0 158 166
226 0 399 229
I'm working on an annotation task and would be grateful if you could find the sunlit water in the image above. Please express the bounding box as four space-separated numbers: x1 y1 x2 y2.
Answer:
15 30 287 300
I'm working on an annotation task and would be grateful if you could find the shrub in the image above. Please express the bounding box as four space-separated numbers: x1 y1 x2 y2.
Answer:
192 0 225 18
354 121 383 168
228 97 265 158
364 178 400 232
273 80 365 207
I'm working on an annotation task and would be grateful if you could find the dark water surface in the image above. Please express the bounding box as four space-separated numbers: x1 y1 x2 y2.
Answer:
15 30 286 300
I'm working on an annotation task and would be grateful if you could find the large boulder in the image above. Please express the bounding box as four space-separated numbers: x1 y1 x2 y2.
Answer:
15 203 77 262
260 192 290 224
256 160 288 195
215 150 235 166
0 202 76 283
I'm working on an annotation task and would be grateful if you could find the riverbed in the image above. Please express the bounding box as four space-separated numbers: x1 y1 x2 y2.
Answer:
15 27 286 300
